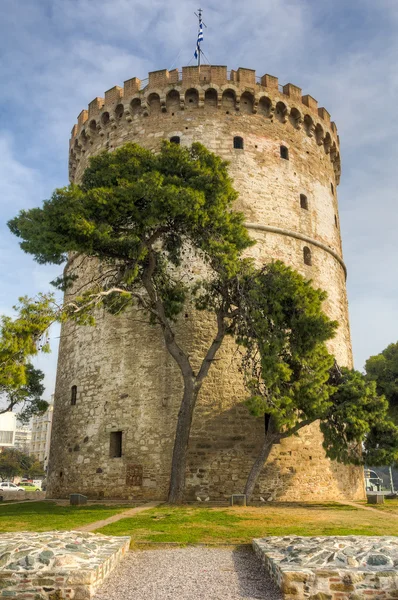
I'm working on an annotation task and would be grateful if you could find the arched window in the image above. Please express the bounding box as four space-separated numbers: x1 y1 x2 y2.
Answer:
166 90 180 112
258 96 271 117
303 246 312 266
71 385 77 406
204 88 217 108
101 112 110 126
130 98 142 116
148 93 161 114
240 92 254 114
170 136 180 144
89 119 97 132
300 194 308 210
185 88 199 108
280 145 289 160
222 89 236 112
233 136 244 150
275 101 287 123
115 104 124 119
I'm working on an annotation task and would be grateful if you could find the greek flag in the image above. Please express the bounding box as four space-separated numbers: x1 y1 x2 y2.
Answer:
194 23 204 59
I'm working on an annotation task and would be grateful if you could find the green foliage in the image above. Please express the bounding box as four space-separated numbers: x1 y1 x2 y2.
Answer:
320 368 398 464
230 261 337 430
0 363 48 424
0 448 45 481
0 294 56 392
365 342 398 407
9 143 253 315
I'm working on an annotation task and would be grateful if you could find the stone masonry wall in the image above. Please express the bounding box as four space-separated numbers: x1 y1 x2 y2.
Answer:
47 66 365 502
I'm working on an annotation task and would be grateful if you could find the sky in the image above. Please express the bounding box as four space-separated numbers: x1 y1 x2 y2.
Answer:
0 0 397 397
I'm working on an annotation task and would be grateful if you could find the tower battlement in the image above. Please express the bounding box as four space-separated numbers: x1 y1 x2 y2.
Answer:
69 66 340 184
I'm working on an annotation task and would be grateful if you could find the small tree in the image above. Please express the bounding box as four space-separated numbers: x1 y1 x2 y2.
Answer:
0 448 45 481
0 295 55 420
365 342 398 409
0 363 48 423
228 261 337 498
227 261 398 499
9 142 253 503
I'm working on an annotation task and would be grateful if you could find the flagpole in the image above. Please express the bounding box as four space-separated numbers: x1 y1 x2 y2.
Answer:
198 8 202 67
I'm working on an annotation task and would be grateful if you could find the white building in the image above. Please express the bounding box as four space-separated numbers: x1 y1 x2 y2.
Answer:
14 426 32 452
0 412 17 448
30 404 53 470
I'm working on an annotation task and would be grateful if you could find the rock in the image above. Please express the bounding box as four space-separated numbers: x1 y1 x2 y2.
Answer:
39 550 54 565
0 552 11 568
367 554 391 566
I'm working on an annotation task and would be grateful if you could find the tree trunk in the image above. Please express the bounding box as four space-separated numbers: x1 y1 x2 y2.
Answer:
244 418 281 502
168 378 199 504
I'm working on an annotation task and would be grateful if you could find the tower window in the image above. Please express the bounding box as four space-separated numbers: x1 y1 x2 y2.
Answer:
233 136 244 150
110 431 123 458
303 246 312 266
170 136 180 144
331 182 334 194
335 215 338 227
280 145 289 160
71 385 77 406
300 194 308 210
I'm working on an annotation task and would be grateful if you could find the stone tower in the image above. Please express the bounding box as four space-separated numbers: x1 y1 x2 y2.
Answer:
47 66 365 501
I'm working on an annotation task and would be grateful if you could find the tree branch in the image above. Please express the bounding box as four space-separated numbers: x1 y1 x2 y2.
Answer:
196 307 227 386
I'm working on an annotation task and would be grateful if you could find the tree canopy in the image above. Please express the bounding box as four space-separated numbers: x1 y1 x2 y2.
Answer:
0 294 55 408
365 342 398 408
0 363 48 424
0 448 45 482
228 261 398 497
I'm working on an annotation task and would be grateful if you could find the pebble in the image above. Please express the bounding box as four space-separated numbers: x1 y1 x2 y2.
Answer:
93 546 282 600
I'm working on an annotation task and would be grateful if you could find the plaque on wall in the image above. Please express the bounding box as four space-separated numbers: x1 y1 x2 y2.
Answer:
126 464 143 486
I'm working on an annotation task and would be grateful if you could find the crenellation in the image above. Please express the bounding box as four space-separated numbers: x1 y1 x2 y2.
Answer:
318 106 331 124
301 93 318 113
182 66 201 84
77 109 88 127
237 67 256 86
88 97 104 119
123 76 141 96
261 73 279 90
283 83 302 101
104 85 123 106
169 68 179 84
148 68 171 87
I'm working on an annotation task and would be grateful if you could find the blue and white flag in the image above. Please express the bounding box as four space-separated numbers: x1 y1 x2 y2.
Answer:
194 23 204 59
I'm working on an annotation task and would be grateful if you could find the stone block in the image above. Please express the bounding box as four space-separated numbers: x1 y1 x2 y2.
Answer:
70 494 88 506
0 531 130 599
230 494 246 506
253 536 398 600
367 494 384 504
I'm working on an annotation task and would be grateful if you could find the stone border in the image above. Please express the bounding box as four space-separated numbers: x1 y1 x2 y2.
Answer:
253 536 398 600
0 531 130 599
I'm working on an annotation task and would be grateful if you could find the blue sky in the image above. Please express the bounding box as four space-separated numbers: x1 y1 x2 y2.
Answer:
1 0 397 396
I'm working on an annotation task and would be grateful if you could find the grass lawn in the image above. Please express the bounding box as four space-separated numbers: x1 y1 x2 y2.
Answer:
96 502 398 544
0 501 130 533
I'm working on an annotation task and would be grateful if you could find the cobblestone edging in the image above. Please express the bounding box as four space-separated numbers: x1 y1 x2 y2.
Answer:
253 536 398 600
0 531 130 599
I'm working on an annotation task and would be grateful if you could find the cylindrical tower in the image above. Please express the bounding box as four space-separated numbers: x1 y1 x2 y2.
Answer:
47 65 365 501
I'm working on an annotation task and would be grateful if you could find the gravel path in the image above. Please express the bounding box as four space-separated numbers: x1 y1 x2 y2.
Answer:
93 546 282 600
